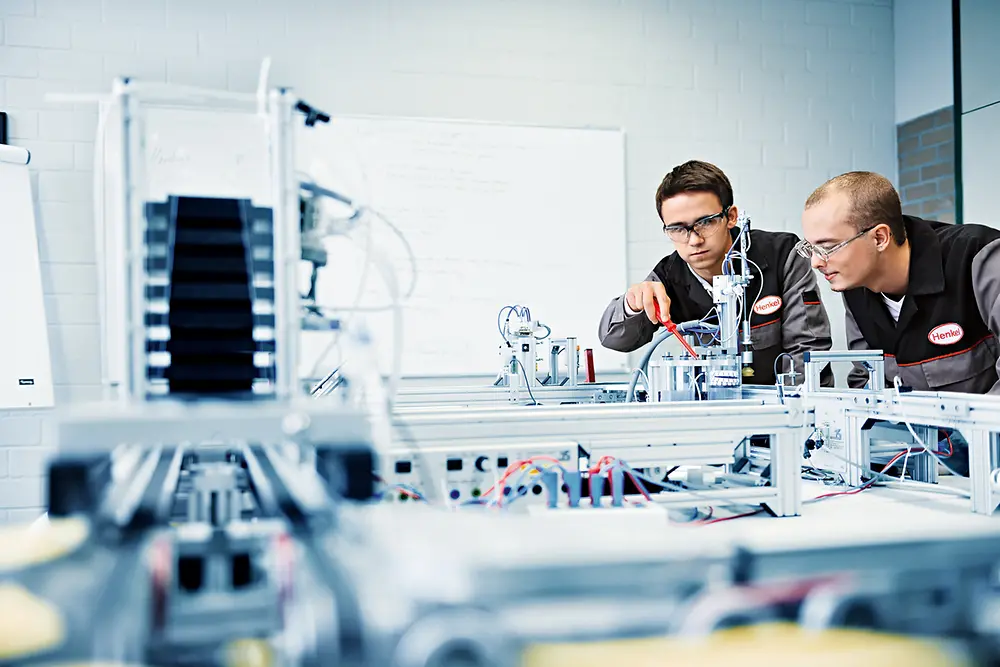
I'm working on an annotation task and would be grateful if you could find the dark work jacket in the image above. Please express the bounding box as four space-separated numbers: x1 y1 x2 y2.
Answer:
845 216 1000 394
599 228 834 386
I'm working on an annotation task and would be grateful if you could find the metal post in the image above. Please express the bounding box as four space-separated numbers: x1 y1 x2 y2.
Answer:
804 366 819 393
771 428 802 517
268 88 300 400
549 342 561 386
739 218 753 369
908 425 939 484
712 275 740 354
507 351 522 402
870 359 886 391
115 78 146 403
566 337 579 386
969 428 1000 515
514 334 536 387
843 413 870 487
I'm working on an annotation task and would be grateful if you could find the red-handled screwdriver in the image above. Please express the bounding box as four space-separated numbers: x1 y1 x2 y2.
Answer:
653 301 699 358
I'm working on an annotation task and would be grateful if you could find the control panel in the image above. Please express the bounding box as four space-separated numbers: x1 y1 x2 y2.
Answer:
379 443 680 510
381 442 576 506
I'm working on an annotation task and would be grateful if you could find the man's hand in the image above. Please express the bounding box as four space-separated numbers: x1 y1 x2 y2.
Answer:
625 281 671 325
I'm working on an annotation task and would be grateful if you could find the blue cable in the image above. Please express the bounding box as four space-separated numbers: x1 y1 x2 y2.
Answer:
511 357 538 405
494 463 568 508
497 305 517 340
497 304 533 341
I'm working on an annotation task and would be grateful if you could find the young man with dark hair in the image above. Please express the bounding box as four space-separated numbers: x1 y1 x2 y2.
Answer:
799 171 1000 395
599 160 834 386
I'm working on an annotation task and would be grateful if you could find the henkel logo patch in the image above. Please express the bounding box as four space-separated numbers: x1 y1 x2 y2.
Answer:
928 323 964 346
753 296 783 316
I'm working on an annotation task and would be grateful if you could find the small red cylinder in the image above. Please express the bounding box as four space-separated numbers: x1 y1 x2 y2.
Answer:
584 348 596 383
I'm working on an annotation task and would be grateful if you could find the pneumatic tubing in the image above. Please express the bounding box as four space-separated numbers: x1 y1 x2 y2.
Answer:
627 320 720 402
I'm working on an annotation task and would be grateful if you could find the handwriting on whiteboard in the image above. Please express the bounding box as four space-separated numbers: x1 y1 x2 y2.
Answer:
149 145 251 167
143 107 271 205
297 116 628 376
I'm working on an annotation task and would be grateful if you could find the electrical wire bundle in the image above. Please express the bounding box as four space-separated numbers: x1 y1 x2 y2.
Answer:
718 219 763 347
376 430 968 526
624 220 768 402
302 180 419 414
378 453 766 519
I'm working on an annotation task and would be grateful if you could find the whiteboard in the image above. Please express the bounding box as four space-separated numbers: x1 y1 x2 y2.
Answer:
0 145 54 408
959 0 1000 114
297 116 628 378
961 103 1000 227
959 0 1000 228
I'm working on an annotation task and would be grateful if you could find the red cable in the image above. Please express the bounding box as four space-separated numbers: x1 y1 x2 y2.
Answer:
689 444 947 522
480 455 565 504
942 431 955 457
698 509 763 525
808 449 909 501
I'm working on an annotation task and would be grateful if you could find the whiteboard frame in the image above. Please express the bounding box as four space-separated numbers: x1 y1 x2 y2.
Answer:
332 112 625 134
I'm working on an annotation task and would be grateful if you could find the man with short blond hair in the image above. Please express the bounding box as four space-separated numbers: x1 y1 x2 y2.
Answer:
799 170 1000 395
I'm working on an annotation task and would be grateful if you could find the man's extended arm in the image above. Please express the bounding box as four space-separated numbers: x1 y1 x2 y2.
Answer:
597 271 660 353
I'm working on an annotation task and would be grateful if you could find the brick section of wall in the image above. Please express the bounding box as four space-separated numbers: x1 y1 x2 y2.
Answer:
0 0 897 520
897 107 956 223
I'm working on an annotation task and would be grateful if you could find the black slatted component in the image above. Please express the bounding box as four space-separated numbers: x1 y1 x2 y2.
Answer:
47 455 111 516
146 339 275 353
146 255 273 276
146 311 270 329
147 365 275 381
146 284 274 302
165 196 257 397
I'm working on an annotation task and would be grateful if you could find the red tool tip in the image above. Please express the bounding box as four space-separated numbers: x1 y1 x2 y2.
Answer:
654 302 698 358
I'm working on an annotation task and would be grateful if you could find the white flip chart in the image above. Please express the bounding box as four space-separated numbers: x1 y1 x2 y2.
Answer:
0 144 54 408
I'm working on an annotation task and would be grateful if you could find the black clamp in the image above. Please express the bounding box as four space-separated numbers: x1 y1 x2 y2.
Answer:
295 100 331 127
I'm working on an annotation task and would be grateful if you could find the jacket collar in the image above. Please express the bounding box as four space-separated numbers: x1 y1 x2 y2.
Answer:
901 216 946 296
854 216 946 339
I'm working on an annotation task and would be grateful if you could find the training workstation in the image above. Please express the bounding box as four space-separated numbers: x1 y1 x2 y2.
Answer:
2 1 1000 666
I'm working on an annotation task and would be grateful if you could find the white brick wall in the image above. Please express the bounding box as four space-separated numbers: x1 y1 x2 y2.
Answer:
0 0 896 522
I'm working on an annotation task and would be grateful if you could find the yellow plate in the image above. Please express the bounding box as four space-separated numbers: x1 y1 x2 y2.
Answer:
224 638 274 667
522 623 971 667
0 583 66 660
0 517 89 572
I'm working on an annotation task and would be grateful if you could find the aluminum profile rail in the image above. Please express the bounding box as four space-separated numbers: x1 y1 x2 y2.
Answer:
54 400 373 454
392 400 812 517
